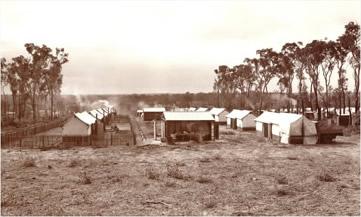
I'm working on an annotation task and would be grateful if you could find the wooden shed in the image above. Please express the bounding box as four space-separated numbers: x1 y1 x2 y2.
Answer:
62 112 97 145
209 107 229 125
143 107 165 121
161 112 217 142
226 109 256 130
255 112 317 144
335 110 352 126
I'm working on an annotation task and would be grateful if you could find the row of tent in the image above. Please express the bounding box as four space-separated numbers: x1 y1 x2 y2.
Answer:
62 106 115 136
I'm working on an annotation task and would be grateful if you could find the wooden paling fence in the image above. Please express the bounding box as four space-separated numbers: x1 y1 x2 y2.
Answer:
1 135 63 149
2 133 135 150
1 118 67 146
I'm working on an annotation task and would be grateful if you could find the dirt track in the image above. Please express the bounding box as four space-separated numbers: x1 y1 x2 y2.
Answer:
1 127 360 215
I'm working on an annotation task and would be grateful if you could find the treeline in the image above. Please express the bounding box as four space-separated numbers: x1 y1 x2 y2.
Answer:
214 21 360 120
1 43 69 122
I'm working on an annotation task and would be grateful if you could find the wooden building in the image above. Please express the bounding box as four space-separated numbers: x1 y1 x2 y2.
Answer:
62 112 97 145
143 107 165 121
161 112 217 142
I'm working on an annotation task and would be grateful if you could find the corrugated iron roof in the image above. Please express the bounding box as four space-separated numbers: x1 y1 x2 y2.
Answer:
163 112 215 121
89 109 104 119
74 112 97 125
143 107 166 112
209 107 225 115
226 109 251 120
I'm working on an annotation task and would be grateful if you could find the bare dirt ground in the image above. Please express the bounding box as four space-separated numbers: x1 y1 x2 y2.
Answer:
1 126 360 216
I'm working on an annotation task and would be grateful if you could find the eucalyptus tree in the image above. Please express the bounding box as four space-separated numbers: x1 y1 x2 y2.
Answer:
319 40 338 116
255 48 280 111
25 43 53 121
303 40 326 120
335 34 350 113
1 58 8 116
46 48 68 120
343 22 360 113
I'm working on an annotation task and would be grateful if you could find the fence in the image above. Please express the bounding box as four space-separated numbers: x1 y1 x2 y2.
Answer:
1 118 67 146
1 135 63 149
2 133 134 150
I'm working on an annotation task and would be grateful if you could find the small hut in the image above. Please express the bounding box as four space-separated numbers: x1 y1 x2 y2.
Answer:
255 112 317 144
209 107 229 125
143 107 166 121
161 112 217 142
62 112 97 145
226 109 256 130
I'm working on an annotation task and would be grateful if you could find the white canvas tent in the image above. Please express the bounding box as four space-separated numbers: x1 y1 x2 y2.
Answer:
196 107 208 112
226 109 256 130
188 107 196 111
254 112 317 144
209 107 229 123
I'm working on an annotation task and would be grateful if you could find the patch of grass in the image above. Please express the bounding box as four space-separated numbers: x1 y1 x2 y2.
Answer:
317 172 336 182
166 164 189 180
204 200 217 209
214 154 222 160
68 159 80 168
175 161 186 167
223 130 235 135
22 157 36 168
145 167 160 180
276 189 290 196
276 175 288 185
79 172 91 185
199 157 211 163
1 193 16 207
287 156 299 160
165 181 177 188
197 176 213 184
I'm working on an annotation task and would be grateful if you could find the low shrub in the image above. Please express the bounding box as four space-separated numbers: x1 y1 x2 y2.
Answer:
145 167 160 180
167 164 189 180
204 200 217 209
199 157 211 163
165 181 177 188
197 176 213 184
79 172 91 185
317 172 336 182
276 176 288 185
22 157 36 168
68 159 80 168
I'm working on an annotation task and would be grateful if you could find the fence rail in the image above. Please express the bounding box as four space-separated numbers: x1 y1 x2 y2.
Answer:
1 118 67 146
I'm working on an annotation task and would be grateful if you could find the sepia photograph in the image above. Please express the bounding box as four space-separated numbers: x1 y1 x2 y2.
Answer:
0 0 360 216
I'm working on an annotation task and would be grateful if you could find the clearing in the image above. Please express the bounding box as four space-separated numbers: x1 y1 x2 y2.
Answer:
1 126 359 215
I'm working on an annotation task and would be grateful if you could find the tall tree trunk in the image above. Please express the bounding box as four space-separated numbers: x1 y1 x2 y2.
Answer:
354 67 360 114
11 92 17 118
50 90 54 120
32 84 37 121
348 94 352 126
313 83 321 121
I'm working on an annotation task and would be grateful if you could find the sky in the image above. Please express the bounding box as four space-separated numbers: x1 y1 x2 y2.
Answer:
0 0 360 95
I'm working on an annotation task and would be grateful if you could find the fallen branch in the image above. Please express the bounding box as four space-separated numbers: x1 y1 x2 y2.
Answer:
142 201 171 207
